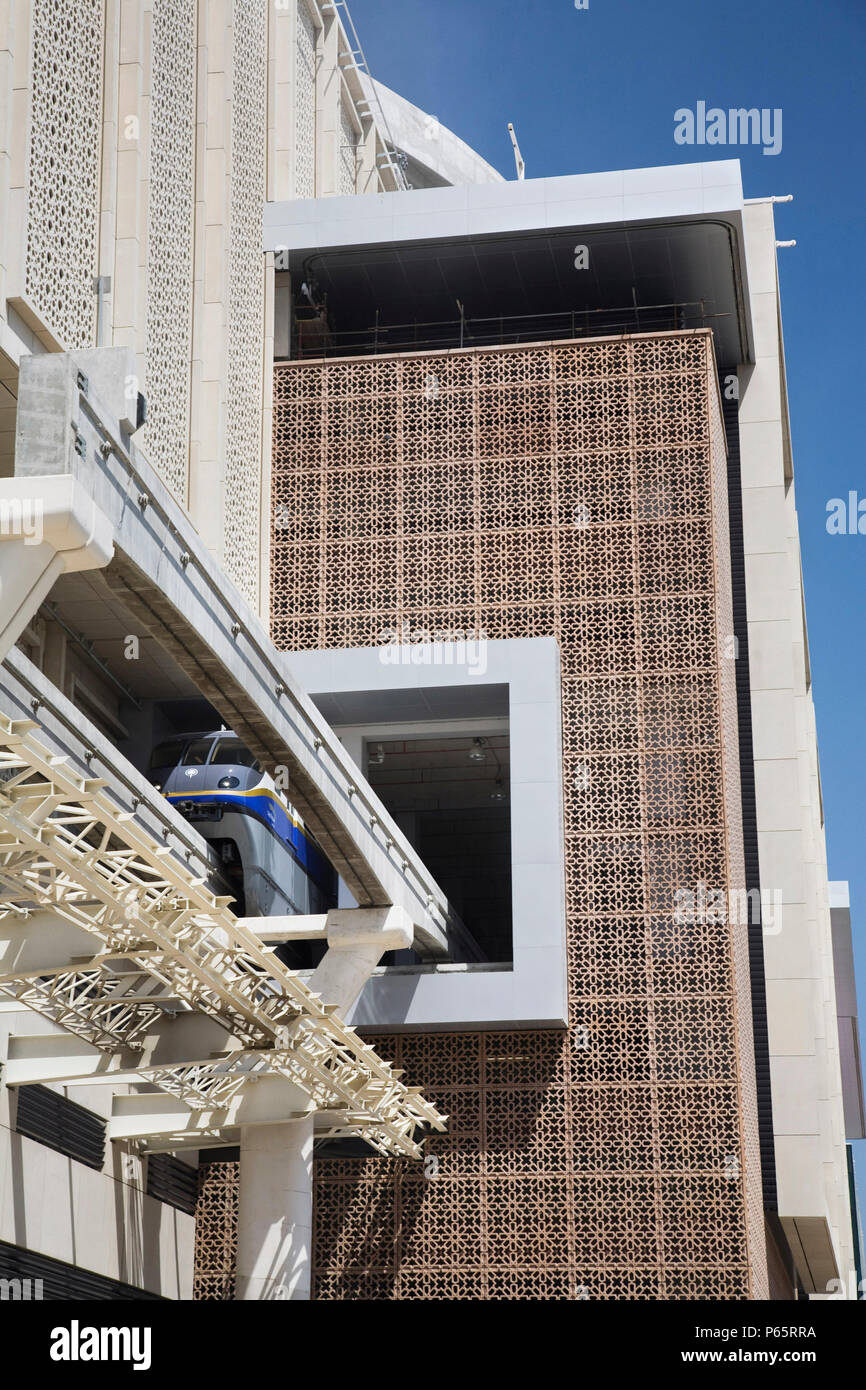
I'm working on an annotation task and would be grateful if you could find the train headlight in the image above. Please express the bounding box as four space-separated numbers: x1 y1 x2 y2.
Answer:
218 775 240 789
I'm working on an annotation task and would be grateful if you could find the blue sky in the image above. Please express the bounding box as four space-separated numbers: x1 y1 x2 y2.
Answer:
350 0 866 1260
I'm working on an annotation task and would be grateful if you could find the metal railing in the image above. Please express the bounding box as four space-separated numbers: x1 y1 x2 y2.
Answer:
329 0 410 191
294 300 728 360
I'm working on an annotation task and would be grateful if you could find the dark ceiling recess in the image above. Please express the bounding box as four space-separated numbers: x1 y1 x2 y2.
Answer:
290 221 742 366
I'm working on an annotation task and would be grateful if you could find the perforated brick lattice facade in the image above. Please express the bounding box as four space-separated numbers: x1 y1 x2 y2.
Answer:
25 0 103 348
193 1159 239 1301
194 330 768 1299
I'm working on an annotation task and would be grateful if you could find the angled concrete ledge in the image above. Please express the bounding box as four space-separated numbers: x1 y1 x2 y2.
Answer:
0 474 114 662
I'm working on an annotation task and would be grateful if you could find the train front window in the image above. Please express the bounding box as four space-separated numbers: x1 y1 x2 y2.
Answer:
182 738 213 766
149 739 186 771
211 738 259 770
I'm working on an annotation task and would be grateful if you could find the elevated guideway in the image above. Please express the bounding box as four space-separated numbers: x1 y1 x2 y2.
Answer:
0 347 464 1129
0 689 445 1158
10 347 474 961
0 346 465 1297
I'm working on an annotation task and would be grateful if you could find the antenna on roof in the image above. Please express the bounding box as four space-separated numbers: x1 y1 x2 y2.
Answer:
507 123 525 181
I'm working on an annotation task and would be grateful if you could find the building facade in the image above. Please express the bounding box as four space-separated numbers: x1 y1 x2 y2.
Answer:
1 0 498 609
277 328 768 1300
0 0 862 1302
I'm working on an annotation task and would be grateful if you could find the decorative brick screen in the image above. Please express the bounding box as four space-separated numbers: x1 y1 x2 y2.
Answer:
193 1159 239 1301
194 330 767 1299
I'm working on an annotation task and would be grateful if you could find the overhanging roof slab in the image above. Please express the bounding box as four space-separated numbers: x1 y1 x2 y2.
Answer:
264 161 754 364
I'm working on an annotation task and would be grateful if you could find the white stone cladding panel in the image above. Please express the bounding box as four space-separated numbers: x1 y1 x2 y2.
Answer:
294 1 316 198
0 1002 194 1297
224 0 268 606
143 0 197 502
741 199 855 1292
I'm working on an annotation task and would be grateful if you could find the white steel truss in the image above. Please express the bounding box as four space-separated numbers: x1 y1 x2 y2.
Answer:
0 714 445 1157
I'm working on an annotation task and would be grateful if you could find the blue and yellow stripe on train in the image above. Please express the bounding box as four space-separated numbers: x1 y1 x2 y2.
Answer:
146 729 337 917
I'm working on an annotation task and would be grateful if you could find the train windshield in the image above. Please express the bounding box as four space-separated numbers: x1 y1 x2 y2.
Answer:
211 737 259 769
181 738 213 766
149 738 186 770
148 733 260 773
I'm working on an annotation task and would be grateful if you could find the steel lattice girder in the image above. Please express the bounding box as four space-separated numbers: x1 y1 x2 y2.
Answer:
0 715 445 1157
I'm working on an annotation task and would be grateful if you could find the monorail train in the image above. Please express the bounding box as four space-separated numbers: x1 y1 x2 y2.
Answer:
147 730 337 922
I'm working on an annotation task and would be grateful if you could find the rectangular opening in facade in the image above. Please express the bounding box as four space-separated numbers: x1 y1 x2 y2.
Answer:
364 730 512 963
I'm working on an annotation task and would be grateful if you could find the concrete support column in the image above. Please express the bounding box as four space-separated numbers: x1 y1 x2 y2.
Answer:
235 1116 314 1301
308 905 414 1014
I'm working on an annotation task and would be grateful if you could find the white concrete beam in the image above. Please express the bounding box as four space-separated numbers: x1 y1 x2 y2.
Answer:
237 913 328 942
308 905 413 1014
133 1108 369 1156
4 1016 237 1086
0 475 113 662
0 913 106 973
108 1077 312 1141
4 1032 127 1084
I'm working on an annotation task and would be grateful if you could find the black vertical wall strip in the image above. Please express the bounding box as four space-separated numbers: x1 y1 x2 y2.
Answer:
723 391 778 1213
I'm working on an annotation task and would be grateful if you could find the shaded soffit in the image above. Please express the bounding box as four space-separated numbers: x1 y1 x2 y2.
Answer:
265 162 753 367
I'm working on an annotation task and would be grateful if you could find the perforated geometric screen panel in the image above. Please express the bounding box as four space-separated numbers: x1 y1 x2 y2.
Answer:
25 0 103 349
294 0 317 199
194 331 768 1300
143 0 197 502
222 0 268 607
194 1158 239 1302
